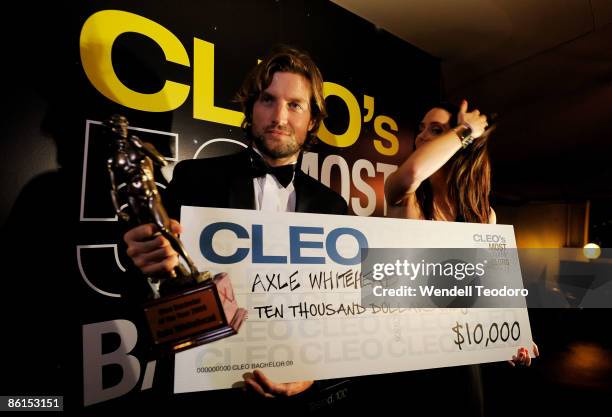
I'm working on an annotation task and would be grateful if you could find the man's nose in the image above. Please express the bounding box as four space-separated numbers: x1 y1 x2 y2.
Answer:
271 102 289 125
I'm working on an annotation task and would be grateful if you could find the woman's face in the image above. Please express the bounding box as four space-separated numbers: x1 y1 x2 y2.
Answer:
415 108 452 148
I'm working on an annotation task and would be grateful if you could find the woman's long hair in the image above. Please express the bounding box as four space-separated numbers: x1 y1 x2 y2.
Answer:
415 102 493 223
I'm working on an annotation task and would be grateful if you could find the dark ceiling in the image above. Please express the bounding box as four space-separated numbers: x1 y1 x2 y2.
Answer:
334 0 612 204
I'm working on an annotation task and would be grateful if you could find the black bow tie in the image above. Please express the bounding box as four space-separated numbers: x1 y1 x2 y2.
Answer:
248 148 296 188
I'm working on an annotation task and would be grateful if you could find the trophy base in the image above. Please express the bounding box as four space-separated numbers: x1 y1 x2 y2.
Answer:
143 272 247 355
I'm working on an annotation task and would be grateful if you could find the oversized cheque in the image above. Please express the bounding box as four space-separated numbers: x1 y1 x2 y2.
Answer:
174 207 533 393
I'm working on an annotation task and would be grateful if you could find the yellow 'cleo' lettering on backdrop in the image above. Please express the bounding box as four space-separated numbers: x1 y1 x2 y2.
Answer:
80 10 190 112
193 39 243 127
318 82 361 148
373 115 399 156
79 10 400 154
363 95 375 123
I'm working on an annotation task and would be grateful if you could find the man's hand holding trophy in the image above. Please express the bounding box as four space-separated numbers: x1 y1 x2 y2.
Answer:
105 114 246 354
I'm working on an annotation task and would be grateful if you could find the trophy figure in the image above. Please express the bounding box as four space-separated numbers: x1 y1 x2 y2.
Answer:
105 114 246 353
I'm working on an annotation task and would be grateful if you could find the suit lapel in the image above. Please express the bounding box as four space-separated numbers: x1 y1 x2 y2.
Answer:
228 174 255 209
294 170 315 213
228 151 256 209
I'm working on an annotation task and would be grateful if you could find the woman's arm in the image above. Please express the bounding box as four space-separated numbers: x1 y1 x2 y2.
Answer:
489 207 497 224
385 129 462 203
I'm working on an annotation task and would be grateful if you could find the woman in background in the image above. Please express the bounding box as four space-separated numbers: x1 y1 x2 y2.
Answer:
386 99 538 360
382 100 538 416
386 100 495 223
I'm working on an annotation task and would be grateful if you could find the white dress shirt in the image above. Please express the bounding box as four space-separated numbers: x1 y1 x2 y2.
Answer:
251 148 297 212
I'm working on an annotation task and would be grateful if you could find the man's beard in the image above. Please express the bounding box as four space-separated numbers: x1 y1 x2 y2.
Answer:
252 126 304 160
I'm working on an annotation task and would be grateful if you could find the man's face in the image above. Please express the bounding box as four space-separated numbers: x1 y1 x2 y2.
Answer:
251 71 315 165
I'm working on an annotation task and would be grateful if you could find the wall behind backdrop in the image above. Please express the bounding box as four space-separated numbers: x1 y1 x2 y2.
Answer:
1 0 440 410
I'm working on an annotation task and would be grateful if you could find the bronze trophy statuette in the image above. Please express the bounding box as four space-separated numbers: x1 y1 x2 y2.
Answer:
105 114 246 354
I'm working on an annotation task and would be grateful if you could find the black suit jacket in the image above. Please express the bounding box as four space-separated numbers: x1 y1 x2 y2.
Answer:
164 150 348 219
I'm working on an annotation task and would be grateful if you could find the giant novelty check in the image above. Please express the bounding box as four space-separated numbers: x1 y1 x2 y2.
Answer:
174 207 533 393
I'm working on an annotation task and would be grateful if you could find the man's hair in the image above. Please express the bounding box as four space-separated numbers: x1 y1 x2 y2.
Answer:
235 45 327 148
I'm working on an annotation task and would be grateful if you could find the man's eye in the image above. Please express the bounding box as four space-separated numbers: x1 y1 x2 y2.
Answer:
289 102 304 111
260 95 273 103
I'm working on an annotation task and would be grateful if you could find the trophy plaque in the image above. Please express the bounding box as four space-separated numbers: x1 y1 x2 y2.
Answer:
105 115 246 354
